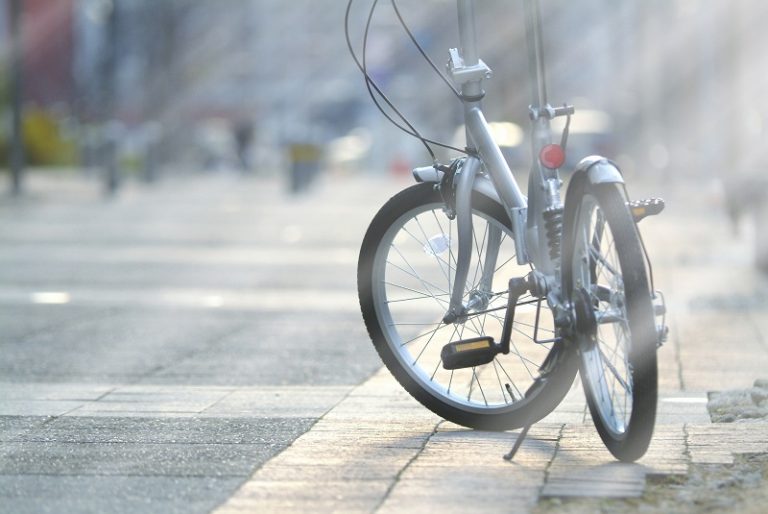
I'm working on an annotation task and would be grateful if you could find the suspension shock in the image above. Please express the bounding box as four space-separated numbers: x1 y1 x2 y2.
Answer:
543 205 564 262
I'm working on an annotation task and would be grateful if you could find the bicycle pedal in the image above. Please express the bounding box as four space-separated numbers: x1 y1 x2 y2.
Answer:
441 336 500 370
628 198 665 222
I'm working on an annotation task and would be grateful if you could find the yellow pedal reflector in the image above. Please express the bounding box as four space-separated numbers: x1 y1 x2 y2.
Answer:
455 339 492 352
629 198 665 222
441 336 499 370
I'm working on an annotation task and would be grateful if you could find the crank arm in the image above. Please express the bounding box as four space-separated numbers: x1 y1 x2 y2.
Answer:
441 276 531 370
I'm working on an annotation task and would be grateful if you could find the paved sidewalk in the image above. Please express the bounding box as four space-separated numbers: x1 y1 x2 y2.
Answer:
214 175 768 512
1 171 767 513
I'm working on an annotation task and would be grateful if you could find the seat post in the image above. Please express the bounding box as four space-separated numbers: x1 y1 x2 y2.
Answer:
523 0 548 109
455 0 485 147
457 0 479 66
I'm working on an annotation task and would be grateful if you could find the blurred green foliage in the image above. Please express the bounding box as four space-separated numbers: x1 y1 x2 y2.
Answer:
20 106 78 166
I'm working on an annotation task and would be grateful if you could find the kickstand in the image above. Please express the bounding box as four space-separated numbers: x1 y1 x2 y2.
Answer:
503 423 532 461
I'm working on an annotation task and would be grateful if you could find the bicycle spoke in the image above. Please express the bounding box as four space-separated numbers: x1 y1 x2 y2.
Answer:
400 321 446 348
430 358 442 381
430 209 458 269
388 321 444 327
385 258 448 297
384 286 449 304
413 322 458 366
493 254 517 274
590 245 620 279
411 216 452 284
471 367 489 406
470 220 489 287
492 359 510 403
495 357 523 399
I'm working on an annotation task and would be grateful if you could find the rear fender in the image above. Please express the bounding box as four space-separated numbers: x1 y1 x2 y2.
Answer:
573 156 624 185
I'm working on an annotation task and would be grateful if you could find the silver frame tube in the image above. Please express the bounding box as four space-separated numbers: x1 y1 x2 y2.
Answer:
443 0 562 317
457 0 557 270
465 107 527 209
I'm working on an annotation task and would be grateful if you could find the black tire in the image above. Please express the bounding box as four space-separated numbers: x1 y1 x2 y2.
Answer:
561 176 658 461
358 183 577 430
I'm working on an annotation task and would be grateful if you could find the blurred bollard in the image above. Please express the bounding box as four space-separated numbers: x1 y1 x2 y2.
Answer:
288 142 322 194
143 142 157 183
234 120 255 173
80 126 100 172
142 123 163 183
102 121 124 196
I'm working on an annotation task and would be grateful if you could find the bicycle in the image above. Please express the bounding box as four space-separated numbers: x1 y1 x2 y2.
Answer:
349 0 668 462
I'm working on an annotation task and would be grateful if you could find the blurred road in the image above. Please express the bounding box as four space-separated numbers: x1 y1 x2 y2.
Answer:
1 170 767 513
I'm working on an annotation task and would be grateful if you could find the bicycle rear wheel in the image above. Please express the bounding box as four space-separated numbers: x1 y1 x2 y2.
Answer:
358 183 576 430
562 177 657 461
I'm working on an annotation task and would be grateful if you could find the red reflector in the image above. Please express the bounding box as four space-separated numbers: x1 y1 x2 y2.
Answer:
539 144 565 169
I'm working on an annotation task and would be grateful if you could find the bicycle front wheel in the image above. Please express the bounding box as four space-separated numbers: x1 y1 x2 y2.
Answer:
358 183 576 430
562 177 658 461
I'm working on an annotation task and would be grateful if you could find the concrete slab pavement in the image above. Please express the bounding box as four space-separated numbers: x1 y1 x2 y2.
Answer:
1 171 767 512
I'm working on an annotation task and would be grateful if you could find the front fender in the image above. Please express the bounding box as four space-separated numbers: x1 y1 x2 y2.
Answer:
573 155 624 185
413 166 502 204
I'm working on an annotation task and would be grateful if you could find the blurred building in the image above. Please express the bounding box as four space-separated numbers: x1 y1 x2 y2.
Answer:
21 0 76 106
3 0 767 179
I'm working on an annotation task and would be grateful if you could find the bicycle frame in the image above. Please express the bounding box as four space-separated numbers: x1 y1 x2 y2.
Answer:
356 0 665 457
411 0 628 324
426 0 561 321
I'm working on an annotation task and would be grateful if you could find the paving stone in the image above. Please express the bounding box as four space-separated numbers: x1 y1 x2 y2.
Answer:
542 479 645 498
0 382 114 401
378 424 555 513
380 479 543 514
0 441 283 477
0 416 52 442
0 312 240 382
0 383 353 419
638 424 688 476
202 386 351 418
686 423 768 465
11 417 313 445
241 481 388 513
0 400 88 417
654 394 710 427
213 371 439 513
541 424 648 498
0 475 241 514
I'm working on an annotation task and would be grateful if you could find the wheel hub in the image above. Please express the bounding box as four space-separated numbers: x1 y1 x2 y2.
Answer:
572 287 597 346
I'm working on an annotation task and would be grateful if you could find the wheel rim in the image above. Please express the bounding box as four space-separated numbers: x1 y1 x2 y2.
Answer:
572 194 633 437
371 201 555 415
